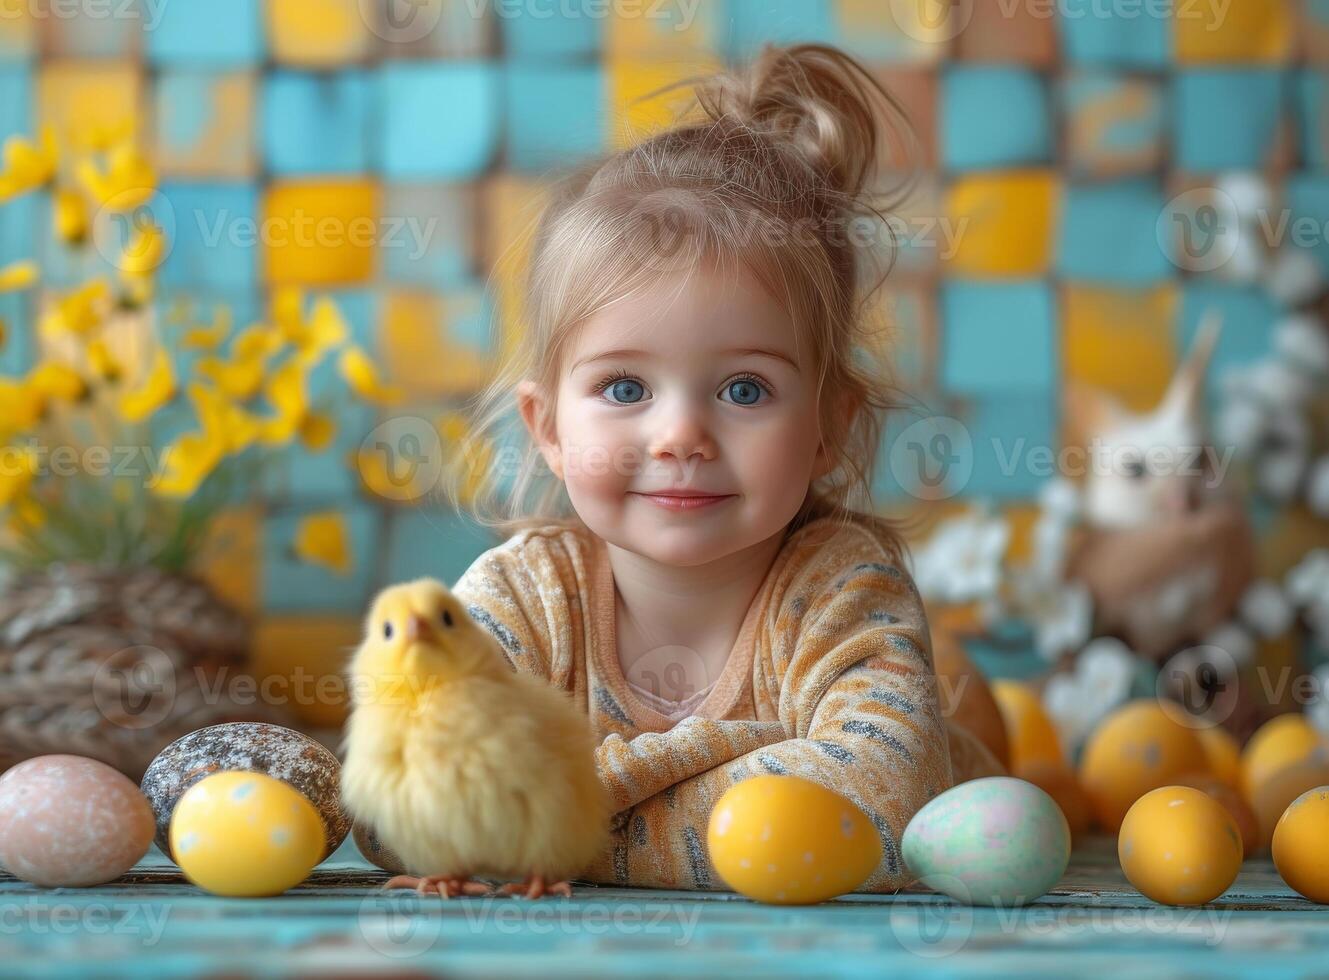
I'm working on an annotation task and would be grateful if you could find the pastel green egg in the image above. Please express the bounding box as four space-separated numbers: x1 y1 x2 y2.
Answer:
902 776 1070 906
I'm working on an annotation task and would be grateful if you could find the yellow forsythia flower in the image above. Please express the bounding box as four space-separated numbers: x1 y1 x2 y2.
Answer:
0 447 39 508
54 187 89 245
119 222 166 277
295 297 348 365
339 346 403 405
259 357 308 446
0 379 43 439
76 142 156 212
151 429 224 499
189 382 260 454
41 278 111 338
86 338 123 383
298 411 336 452
0 260 38 292
197 354 266 401
231 323 283 362
27 361 88 404
118 349 175 422
292 511 352 575
0 128 57 200
182 306 233 351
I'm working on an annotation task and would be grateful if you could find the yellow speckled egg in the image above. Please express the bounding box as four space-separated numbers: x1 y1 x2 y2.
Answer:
1241 714 1328 802
1176 772 1260 858
991 680 1064 770
1272 786 1329 904
1079 699 1208 832
1196 725 1243 791
707 775 880 904
1250 760 1329 851
1118 786 1243 906
170 771 325 897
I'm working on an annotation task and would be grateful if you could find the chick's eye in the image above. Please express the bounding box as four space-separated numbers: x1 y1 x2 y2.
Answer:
383 621 393 640
442 609 454 627
722 374 770 406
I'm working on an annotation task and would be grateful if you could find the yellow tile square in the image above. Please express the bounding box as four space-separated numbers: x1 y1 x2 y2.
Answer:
380 289 491 398
1176 0 1293 62
607 58 721 149
944 170 1059 278
481 175 551 361
266 0 372 66
1062 284 1178 413
155 72 256 179
196 504 262 616
262 180 379 285
252 615 362 728
605 3 722 57
38 60 141 150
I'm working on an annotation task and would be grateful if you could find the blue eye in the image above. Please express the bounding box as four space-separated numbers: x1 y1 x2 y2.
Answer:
723 375 768 406
603 378 646 404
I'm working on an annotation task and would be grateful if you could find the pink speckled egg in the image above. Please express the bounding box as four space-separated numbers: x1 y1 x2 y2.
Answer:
0 755 155 887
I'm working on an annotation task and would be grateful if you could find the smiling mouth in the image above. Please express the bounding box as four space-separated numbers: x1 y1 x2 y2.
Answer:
631 492 735 511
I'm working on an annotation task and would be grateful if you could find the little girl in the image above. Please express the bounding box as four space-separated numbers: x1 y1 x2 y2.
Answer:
447 42 1004 893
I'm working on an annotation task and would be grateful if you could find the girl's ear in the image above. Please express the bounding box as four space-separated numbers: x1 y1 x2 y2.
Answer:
516 379 564 480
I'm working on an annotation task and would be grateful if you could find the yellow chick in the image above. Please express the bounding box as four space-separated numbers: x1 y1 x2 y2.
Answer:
340 578 610 899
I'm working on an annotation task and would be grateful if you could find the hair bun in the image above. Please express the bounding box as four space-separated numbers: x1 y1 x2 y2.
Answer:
693 43 914 201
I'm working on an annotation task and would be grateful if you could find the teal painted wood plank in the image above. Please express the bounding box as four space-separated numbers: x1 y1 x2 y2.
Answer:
1 837 1325 979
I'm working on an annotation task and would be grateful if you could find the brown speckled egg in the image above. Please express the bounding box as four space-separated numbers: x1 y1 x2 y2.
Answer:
352 821 407 875
0 755 154 887
140 723 349 861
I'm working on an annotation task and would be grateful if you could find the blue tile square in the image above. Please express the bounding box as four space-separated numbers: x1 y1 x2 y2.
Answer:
382 184 477 288
262 502 382 612
874 397 973 503
1296 70 1328 171
157 183 259 291
1287 174 1329 275
963 390 1059 500
726 0 834 59
1174 70 1286 172
1177 282 1279 412
941 281 1056 394
1057 180 1171 285
445 282 498 356
147 0 262 66
0 293 31 375
0 66 30 141
379 62 500 179
499 3 601 58
386 508 500 587
0 193 36 268
943 68 1051 171
263 71 371 176
1057 0 1170 66
503 64 604 174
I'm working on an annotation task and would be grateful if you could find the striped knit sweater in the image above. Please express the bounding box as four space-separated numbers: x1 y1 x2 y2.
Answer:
451 511 1002 893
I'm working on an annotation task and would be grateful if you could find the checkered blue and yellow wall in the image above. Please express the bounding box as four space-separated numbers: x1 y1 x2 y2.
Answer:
1 0 1326 722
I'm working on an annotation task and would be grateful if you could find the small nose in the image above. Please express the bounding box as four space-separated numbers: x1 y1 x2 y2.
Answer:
404 614 431 642
648 404 717 464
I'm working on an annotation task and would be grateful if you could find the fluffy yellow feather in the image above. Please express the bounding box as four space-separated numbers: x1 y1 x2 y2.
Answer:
340 577 610 899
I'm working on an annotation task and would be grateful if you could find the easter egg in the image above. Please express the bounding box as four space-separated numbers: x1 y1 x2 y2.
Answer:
141 722 348 860
1015 761 1092 838
707 775 880 904
352 821 407 876
1078 699 1208 832
1176 772 1260 857
1118 786 1242 906
0 755 154 887
1272 786 1329 904
170 771 325 897
1250 760 1329 850
1241 714 1328 801
991 680 1064 769
902 776 1070 906
1195 725 1243 790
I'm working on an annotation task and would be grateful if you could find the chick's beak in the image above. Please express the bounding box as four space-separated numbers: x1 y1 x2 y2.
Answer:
404 613 433 643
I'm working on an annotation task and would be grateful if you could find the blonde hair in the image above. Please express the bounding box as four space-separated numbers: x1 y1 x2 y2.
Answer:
448 43 921 548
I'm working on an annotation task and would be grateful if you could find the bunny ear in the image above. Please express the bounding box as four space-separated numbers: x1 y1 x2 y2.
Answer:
1160 309 1222 424
1063 380 1131 446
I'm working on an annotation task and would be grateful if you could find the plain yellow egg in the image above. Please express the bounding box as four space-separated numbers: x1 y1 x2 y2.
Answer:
170 771 326 897
1241 714 1328 801
1118 786 1243 906
707 775 881 905
1176 772 1261 857
1250 760 1329 851
1195 725 1242 791
1272 786 1329 904
991 680 1064 770
1079 700 1208 832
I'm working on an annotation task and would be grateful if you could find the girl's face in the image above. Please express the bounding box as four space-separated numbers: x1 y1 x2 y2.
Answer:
518 264 834 568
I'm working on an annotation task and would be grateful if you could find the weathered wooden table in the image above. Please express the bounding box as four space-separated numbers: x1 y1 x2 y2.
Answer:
1 836 1324 978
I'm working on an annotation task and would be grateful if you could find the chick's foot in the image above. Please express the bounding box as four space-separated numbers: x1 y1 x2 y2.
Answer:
496 874 573 900
382 874 493 899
